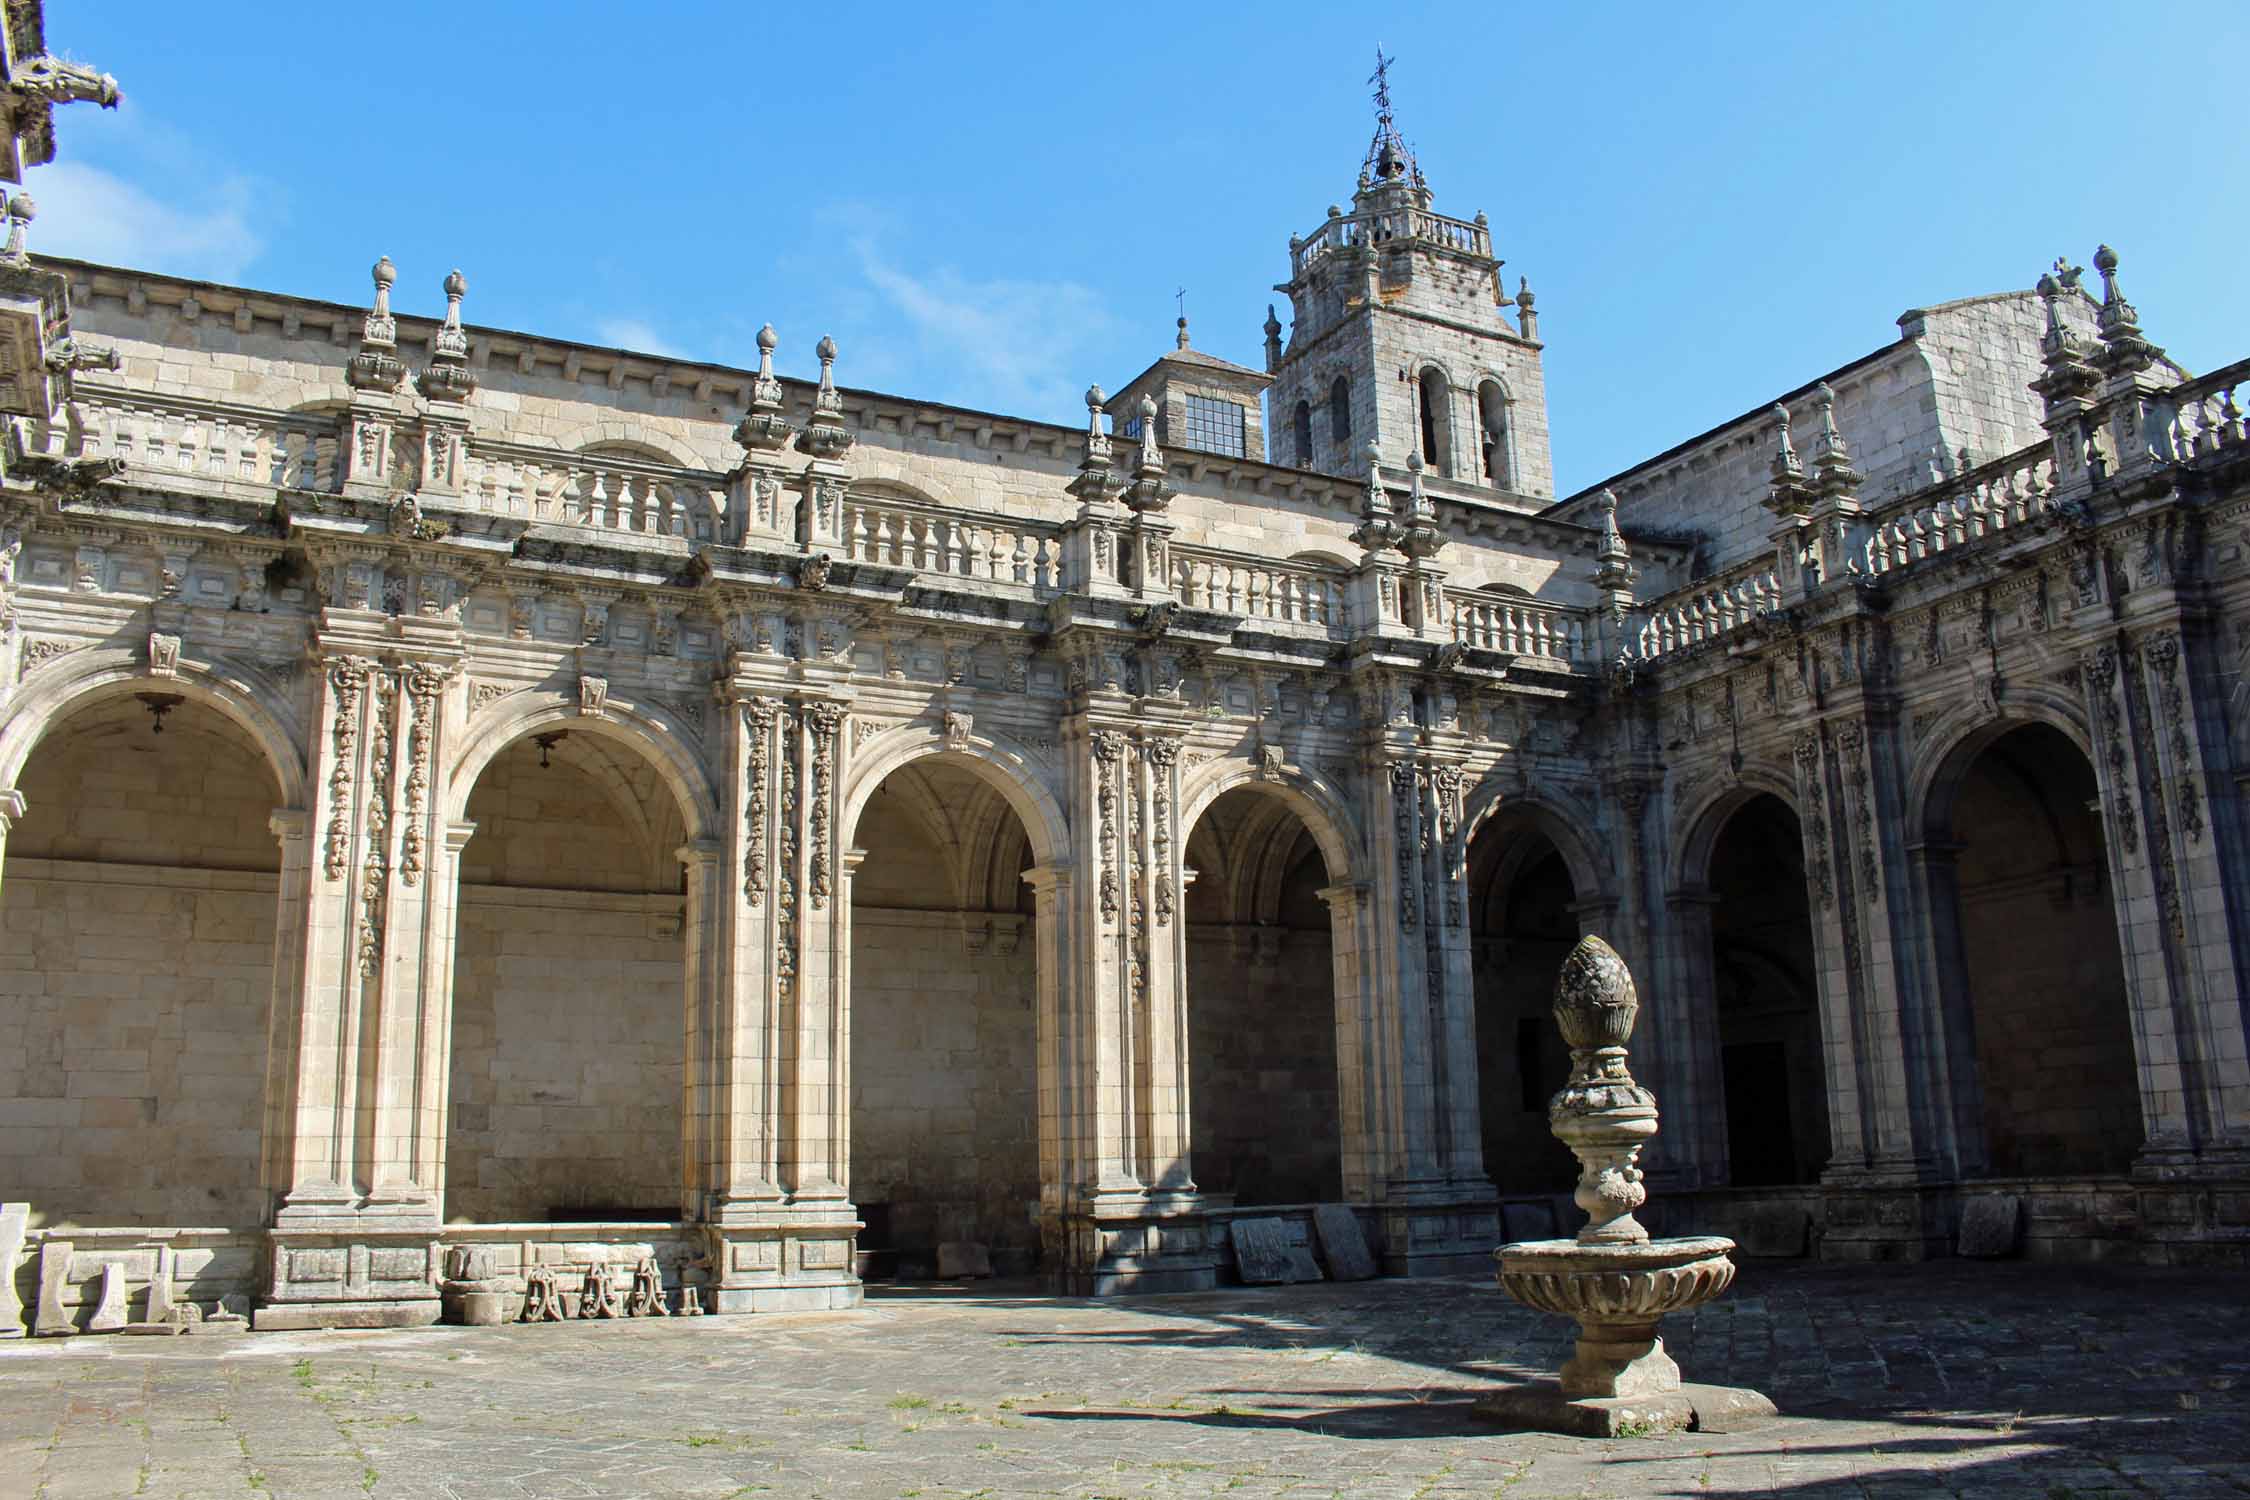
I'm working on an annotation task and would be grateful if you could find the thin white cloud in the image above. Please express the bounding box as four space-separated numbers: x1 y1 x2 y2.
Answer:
27 160 262 282
593 317 687 360
851 235 1119 421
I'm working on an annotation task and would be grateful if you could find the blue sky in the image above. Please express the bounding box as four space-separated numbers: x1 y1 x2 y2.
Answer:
31 1 2248 494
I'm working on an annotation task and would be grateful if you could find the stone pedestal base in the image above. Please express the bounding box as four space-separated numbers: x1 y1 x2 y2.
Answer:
1475 1380 1776 1438
1562 1325 1679 1398
701 1217 862 1315
1045 1197 1221 1296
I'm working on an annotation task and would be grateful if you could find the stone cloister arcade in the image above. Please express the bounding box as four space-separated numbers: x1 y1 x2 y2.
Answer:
1 231 2247 1334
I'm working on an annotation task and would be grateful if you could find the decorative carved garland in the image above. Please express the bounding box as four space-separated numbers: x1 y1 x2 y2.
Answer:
398 666 446 887
322 657 366 881
744 697 776 908
806 702 845 910
1092 731 1125 927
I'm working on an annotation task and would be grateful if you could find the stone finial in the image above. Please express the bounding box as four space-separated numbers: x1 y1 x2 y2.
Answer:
1136 395 1163 470
801 334 853 459
1352 439 1399 554
1595 488 1628 562
1811 382 1860 494
1263 303 1283 372
1124 393 1172 513
417 268 475 400
1515 277 1538 339
1770 401 1800 473
733 323 792 452
1549 935 1658 1245
1175 315 1191 351
0 192 34 265
350 254 407 391
2091 243 2159 372
1081 383 1113 468
364 256 398 347
1399 448 1440 559
2033 268 2102 420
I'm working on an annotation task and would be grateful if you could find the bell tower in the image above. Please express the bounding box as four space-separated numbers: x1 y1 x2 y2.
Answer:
1264 53 1553 503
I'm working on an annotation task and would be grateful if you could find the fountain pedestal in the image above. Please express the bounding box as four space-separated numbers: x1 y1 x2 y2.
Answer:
1476 937 1777 1438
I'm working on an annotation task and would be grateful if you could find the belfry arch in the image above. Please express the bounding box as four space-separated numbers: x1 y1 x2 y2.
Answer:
1920 720 2140 1177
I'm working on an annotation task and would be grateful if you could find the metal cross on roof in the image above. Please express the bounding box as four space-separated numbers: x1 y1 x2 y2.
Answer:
1369 46 1395 122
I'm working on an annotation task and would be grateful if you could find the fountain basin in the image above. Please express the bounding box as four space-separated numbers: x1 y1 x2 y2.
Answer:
1497 1235 1737 1400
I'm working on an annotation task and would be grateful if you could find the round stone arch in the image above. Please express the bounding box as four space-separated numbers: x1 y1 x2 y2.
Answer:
840 722 1069 870
1176 758 1359 885
555 419 712 471
445 691 720 841
1668 761 1801 893
1459 780 1607 906
1905 689 2094 846
0 649 309 809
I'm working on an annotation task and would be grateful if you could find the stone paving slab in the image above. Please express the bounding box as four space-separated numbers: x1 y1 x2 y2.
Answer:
0 1260 2246 1498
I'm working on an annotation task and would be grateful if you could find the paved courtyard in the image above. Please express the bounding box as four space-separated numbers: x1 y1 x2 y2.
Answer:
2 1260 2246 1499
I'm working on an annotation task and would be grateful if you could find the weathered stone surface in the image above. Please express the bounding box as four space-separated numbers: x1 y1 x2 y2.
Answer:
936 1241 991 1279
1227 1217 1297 1285
0 1202 26 1336
1313 1205 1378 1281
86 1263 128 1333
1959 1194 2023 1258
1475 1380 1778 1438
33 1240 72 1336
144 1245 176 1326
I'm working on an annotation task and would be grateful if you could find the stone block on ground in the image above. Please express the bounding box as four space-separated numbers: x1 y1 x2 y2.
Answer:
1228 1217 1297 1285
0 1202 25 1336
1475 1381 1777 1438
937 1242 991 1279
1959 1194 2022 1258
87 1263 128 1332
145 1245 177 1326
34 1239 72 1336
1313 1204 1378 1280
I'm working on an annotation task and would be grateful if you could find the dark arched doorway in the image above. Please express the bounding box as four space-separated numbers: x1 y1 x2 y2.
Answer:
1709 794 1830 1186
1466 818 1578 1194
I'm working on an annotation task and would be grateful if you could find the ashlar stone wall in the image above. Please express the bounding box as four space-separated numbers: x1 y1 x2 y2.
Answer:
0 696 280 1229
445 739 688 1223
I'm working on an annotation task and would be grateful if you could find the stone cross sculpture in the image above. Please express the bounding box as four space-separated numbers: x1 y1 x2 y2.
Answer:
1478 935 1776 1437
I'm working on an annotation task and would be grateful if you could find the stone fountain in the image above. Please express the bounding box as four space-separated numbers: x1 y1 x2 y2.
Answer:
1477 935 1776 1437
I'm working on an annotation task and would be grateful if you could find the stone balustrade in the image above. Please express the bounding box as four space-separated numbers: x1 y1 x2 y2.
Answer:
2162 357 2250 462
22 387 344 494
1290 205 1492 277
1851 442 2057 581
1448 588 1587 663
1634 560 1783 660
839 494 1064 595
1172 547 1352 636
461 440 724 543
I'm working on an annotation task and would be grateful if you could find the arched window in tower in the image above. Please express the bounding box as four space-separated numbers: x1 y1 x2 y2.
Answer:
1329 375 1351 449
1478 379 1510 487
1292 401 1313 468
1418 366 1453 477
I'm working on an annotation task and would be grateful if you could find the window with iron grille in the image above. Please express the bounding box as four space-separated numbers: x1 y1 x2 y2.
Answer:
1181 393 1247 459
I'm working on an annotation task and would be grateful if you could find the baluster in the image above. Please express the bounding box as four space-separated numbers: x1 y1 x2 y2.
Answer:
2218 387 2243 447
